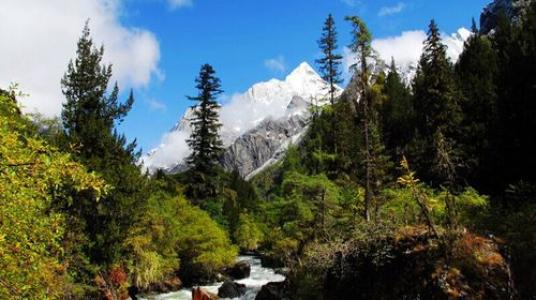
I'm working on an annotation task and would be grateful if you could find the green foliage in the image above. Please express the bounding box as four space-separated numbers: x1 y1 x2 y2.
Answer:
345 16 372 66
173 195 238 283
186 64 224 201
483 2 536 193
316 14 343 105
125 188 237 286
234 213 264 251
410 20 462 184
454 29 498 185
381 59 414 159
61 23 134 156
124 191 181 289
59 22 148 267
0 93 106 299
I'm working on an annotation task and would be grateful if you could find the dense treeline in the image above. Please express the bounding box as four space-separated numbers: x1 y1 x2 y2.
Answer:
249 4 536 299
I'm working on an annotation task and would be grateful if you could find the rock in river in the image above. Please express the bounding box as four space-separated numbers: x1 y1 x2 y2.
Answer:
255 281 289 300
192 287 218 300
225 260 251 280
217 280 246 298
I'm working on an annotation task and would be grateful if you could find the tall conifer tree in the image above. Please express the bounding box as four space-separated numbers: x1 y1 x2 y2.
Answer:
346 16 375 222
316 14 343 105
60 22 146 265
62 23 134 157
382 58 414 158
186 64 224 201
411 20 462 184
455 20 498 186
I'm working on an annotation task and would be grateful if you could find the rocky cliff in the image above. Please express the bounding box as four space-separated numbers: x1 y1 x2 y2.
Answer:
221 96 311 179
480 0 531 34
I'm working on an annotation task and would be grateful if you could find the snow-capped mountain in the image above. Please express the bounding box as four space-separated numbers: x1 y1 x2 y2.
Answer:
141 62 341 176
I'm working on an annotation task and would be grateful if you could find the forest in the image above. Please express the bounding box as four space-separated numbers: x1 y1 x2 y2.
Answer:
1 1 536 300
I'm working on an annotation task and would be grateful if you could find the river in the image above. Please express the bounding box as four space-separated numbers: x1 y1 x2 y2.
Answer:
141 255 285 300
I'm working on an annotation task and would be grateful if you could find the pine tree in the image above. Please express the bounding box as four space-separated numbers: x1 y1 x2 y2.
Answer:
410 20 462 184
62 23 134 156
488 3 536 193
382 58 414 159
346 16 374 222
454 19 498 187
60 22 147 266
316 14 343 105
186 64 224 201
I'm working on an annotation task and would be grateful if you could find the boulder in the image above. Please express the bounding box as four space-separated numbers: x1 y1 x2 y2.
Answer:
192 287 218 300
132 276 182 297
217 280 246 298
255 282 289 300
149 276 182 293
225 260 251 280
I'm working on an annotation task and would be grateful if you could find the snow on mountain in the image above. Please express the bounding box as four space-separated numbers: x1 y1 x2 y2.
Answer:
368 27 472 85
141 62 340 175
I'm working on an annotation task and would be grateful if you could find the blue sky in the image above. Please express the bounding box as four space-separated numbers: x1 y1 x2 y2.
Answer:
118 0 490 153
0 0 491 153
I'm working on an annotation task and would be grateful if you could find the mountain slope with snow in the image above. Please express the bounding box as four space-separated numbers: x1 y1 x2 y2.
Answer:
141 62 341 176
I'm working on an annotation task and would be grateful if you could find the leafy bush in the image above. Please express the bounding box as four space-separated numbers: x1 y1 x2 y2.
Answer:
234 213 264 251
124 192 181 289
380 186 488 228
0 93 107 299
126 191 237 286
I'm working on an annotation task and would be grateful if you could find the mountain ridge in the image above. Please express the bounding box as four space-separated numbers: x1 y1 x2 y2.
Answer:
141 62 341 176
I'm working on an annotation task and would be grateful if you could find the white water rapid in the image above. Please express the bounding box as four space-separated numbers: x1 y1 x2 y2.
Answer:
142 255 285 300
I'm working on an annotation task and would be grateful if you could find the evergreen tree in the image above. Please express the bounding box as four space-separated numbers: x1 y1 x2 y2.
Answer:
488 3 536 193
62 23 134 154
381 58 414 159
346 16 375 222
316 14 343 105
186 64 224 201
410 20 462 184
60 22 147 266
454 20 498 188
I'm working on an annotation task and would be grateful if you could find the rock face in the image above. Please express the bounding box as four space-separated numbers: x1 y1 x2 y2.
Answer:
192 287 218 300
221 102 310 179
480 0 531 34
481 0 515 34
141 62 341 178
225 260 251 280
217 280 246 298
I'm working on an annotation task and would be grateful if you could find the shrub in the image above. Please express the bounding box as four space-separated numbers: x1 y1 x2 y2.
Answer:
0 93 106 299
234 213 264 251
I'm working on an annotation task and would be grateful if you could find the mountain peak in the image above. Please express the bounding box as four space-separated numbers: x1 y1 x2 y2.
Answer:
285 62 319 82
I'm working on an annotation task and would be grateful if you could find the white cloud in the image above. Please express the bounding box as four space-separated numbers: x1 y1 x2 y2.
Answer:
143 130 190 169
0 0 161 118
343 27 471 82
146 98 167 112
167 0 193 10
378 2 406 17
372 30 427 70
264 55 287 73
341 0 361 7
